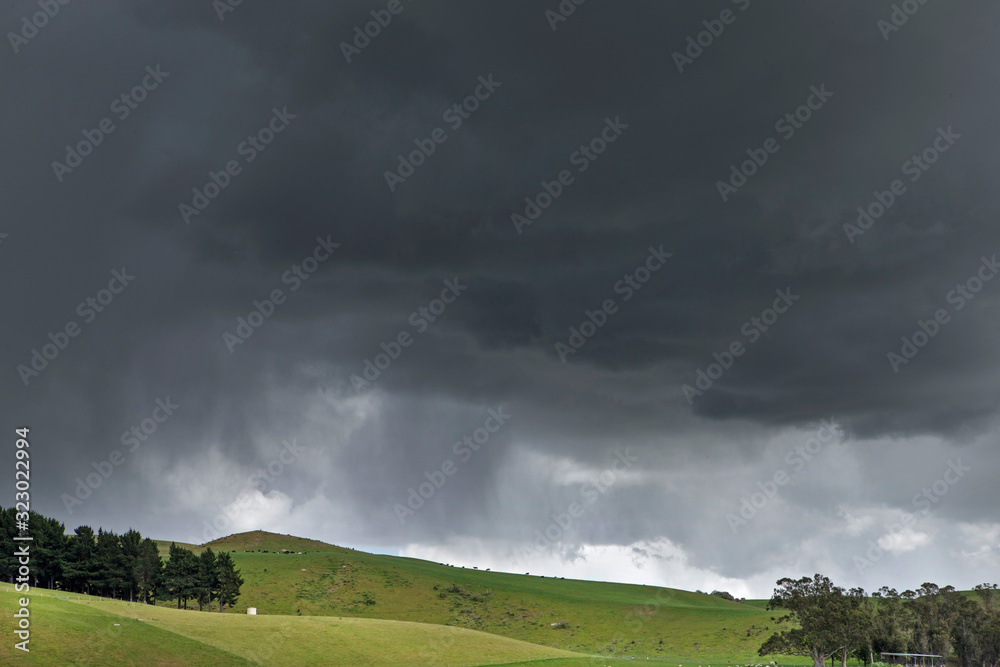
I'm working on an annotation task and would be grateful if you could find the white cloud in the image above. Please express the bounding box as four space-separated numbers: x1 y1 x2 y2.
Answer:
403 536 777 599
877 528 933 554
838 507 876 536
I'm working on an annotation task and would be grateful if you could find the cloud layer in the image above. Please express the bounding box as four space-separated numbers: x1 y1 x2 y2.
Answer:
2 0 998 597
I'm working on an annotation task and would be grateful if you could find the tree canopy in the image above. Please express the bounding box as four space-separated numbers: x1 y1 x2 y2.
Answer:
0 507 242 611
759 575 1000 667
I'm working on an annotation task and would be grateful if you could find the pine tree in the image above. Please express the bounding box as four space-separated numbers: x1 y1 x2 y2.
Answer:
163 542 194 609
180 548 200 609
0 508 15 583
31 512 68 590
63 526 99 595
119 528 143 602
133 538 162 604
95 529 127 598
196 548 218 611
216 551 244 612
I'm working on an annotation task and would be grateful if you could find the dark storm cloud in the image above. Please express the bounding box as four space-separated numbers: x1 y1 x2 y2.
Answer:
2 1 999 595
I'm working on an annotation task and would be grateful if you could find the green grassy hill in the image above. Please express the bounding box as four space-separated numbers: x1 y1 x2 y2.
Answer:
147 530 789 662
153 539 200 559
0 588 588 666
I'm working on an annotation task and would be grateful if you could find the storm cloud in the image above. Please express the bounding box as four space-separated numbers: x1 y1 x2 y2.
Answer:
2 0 998 597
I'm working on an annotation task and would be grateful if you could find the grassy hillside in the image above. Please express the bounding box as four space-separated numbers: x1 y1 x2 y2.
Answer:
0 588 256 666
147 530 789 661
152 539 200 559
0 588 587 666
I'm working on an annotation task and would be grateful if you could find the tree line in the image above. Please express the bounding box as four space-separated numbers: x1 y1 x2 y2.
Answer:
0 507 242 611
760 574 1000 667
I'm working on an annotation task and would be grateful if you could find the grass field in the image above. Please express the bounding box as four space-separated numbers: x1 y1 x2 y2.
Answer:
4 530 829 665
143 530 798 662
0 588 590 665
0 588 257 666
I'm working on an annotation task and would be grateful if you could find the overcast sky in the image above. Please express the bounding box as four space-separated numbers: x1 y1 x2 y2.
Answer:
2 1 999 598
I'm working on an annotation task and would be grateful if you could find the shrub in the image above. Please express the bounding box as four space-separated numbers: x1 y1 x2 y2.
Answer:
711 590 739 602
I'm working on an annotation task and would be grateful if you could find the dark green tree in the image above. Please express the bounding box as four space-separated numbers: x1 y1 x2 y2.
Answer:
196 548 218 611
0 508 16 583
133 538 162 604
95 529 127 598
868 587 911 661
216 551 244 612
905 583 964 657
30 512 68 590
163 543 200 608
759 574 848 667
119 528 144 602
63 526 99 595
832 586 873 667
952 585 1000 667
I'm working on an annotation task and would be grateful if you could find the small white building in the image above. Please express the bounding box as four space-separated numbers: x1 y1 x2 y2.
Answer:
247 607 257 615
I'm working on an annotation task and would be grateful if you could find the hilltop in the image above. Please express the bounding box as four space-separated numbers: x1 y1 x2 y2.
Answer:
153 531 345 558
